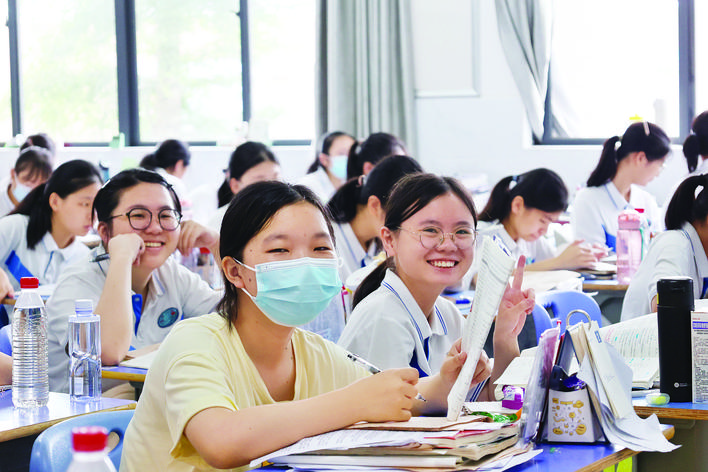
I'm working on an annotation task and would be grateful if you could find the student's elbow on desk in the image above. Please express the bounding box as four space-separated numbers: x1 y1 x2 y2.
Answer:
101 340 130 366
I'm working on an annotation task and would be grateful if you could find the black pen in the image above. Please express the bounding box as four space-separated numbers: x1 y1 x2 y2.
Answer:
90 253 110 263
346 352 427 402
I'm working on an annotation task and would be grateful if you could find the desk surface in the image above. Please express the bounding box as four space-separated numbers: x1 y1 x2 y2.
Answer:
102 365 147 383
0 390 135 441
633 396 708 421
582 278 628 292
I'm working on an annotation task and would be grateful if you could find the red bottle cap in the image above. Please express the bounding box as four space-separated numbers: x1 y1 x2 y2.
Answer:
72 426 108 452
19 277 39 289
199 247 211 254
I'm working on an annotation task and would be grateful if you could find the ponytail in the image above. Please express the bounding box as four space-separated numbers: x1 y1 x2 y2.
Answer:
327 179 361 223
683 135 700 173
587 136 620 187
665 174 708 230
217 180 233 208
352 258 393 308
684 111 708 173
345 141 361 180
480 168 568 222
11 184 48 249
306 158 321 174
140 153 158 171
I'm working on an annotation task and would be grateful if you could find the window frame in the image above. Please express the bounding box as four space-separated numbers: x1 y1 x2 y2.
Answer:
541 0 695 145
4 0 311 147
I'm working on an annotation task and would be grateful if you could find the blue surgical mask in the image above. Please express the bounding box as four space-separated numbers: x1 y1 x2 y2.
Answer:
12 181 31 202
234 256 342 327
329 155 348 180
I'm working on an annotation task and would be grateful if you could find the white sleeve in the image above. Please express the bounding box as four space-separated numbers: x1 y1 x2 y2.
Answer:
645 236 694 303
571 190 606 246
174 263 221 318
0 215 26 266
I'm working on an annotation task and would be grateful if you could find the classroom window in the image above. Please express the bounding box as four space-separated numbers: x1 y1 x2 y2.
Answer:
17 0 119 143
696 0 707 114
249 0 315 143
0 2 11 141
135 0 243 143
546 0 680 140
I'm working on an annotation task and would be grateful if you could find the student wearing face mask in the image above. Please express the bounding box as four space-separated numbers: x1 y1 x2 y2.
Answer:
45 169 221 394
0 146 53 217
298 131 355 202
121 181 491 471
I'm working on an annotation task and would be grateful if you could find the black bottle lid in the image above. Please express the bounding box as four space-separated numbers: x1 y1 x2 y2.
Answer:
657 276 694 310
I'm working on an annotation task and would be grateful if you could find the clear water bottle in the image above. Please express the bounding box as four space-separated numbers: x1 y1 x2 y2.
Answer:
12 276 48 408
67 426 117 472
69 299 102 401
616 209 642 284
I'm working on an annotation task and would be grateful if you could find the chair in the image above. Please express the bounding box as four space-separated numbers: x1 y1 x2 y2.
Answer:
0 324 11 356
30 409 134 472
531 303 554 341
535 290 602 333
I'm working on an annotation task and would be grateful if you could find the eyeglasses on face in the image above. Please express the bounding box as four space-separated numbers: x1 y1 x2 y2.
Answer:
107 207 182 231
398 226 476 250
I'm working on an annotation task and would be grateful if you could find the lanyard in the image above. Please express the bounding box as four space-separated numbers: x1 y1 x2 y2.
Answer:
4 250 34 283
132 294 143 335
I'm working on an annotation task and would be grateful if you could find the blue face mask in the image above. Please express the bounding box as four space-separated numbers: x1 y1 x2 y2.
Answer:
235 256 342 327
329 155 348 180
12 181 31 202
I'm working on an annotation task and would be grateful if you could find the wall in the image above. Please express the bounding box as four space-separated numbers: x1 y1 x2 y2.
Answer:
0 0 687 205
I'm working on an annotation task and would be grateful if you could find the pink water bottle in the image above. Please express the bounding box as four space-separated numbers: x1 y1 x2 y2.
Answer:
616 209 642 284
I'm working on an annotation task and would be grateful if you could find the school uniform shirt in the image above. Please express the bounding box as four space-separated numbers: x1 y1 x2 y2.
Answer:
0 177 15 217
333 222 377 284
297 167 337 203
0 214 88 290
338 269 464 377
571 182 662 250
621 222 708 321
661 158 708 217
120 313 369 472
45 245 221 393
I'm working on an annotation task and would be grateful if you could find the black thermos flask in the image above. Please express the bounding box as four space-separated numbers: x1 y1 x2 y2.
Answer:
657 276 694 402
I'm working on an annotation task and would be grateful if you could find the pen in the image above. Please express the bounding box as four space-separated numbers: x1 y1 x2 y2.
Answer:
91 253 110 263
346 352 427 402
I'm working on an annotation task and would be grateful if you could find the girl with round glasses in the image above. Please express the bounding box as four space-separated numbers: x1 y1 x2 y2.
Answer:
338 173 534 400
121 180 490 471
45 168 221 394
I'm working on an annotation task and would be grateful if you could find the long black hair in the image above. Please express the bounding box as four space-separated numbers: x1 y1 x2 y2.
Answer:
93 168 181 225
216 181 335 327
140 139 191 171
217 141 279 208
346 132 407 179
11 160 102 249
587 122 670 187
352 173 477 308
13 146 53 183
479 168 568 222
307 131 355 174
683 112 708 173
328 155 423 223
665 174 708 230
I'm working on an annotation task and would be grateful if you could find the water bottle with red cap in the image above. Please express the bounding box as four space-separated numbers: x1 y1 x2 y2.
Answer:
67 426 117 472
11 276 48 408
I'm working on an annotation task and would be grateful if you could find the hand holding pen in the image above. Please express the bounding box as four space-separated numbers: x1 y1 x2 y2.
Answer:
346 352 427 402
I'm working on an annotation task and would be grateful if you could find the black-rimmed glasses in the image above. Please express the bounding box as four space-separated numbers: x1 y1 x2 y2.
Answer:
107 207 182 231
398 226 476 250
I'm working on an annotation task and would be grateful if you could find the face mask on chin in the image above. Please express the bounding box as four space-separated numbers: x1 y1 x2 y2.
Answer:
234 256 342 327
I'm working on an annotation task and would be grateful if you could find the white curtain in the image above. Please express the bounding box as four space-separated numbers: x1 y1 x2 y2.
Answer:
315 0 416 154
495 0 553 141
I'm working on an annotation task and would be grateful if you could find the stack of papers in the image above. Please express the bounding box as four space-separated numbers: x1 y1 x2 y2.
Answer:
249 414 537 471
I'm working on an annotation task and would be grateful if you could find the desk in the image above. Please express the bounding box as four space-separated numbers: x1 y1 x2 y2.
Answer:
102 365 147 400
582 278 628 325
633 397 708 421
0 389 134 472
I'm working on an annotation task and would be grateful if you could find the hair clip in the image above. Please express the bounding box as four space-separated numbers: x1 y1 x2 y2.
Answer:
357 174 367 187
508 175 518 190
643 120 651 136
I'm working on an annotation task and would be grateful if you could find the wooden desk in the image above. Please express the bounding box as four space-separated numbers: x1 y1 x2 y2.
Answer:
102 365 147 383
0 390 135 442
633 397 708 421
582 278 629 292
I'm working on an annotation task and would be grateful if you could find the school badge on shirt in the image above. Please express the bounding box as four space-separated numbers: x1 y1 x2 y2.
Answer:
157 307 180 328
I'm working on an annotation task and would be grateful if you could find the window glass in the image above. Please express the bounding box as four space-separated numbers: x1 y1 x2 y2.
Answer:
135 1 242 143
548 0 679 139
250 0 315 142
0 2 11 142
696 0 707 115
18 1 118 142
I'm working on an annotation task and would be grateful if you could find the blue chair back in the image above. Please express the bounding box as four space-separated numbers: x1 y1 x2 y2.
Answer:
30 409 134 472
0 324 11 356
535 290 602 333
531 303 554 341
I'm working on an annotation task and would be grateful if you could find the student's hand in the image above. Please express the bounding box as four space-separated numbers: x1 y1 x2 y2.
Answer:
496 256 535 339
349 368 419 422
107 233 145 266
0 270 14 300
178 220 219 257
553 240 599 270
439 338 491 389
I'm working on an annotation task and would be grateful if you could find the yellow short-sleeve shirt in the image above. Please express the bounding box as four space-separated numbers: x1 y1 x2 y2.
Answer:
120 313 368 472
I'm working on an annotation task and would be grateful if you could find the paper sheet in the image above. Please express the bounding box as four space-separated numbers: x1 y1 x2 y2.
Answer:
447 236 515 420
119 349 158 369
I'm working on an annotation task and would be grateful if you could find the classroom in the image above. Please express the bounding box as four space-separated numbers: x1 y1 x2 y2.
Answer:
0 1 707 471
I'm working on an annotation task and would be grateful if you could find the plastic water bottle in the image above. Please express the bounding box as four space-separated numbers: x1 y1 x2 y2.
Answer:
67 426 117 472
69 299 102 401
12 276 48 408
616 209 642 284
